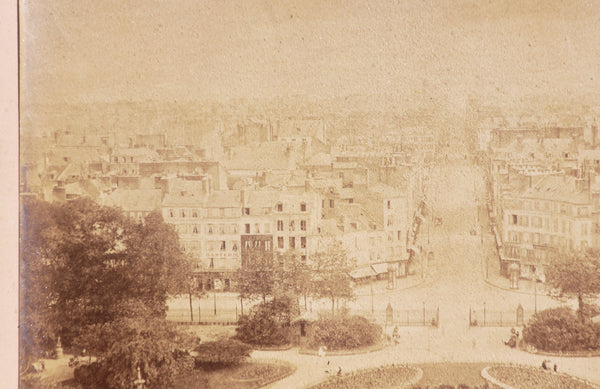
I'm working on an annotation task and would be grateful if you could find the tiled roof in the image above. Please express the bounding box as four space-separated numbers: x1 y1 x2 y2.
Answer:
101 188 163 211
517 175 590 204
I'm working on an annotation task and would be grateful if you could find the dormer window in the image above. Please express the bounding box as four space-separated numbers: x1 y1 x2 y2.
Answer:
277 203 283 212
300 202 307 212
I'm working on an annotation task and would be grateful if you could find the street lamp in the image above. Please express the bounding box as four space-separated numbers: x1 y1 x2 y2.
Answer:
134 366 146 389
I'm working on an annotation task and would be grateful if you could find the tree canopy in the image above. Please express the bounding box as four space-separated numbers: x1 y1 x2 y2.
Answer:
310 242 355 314
545 249 600 318
20 197 191 361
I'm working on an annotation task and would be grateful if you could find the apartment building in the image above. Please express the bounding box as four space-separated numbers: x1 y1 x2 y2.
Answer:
500 174 594 279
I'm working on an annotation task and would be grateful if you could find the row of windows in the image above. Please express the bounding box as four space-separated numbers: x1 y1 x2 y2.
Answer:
507 200 590 217
506 231 590 246
509 215 590 236
276 220 307 232
113 156 136 163
168 203 310 219
168 208 239 218
178 223 240 235
276 236 307 249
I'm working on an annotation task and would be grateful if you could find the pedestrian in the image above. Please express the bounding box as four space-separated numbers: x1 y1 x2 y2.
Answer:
554 363 557 372
337 366 342 376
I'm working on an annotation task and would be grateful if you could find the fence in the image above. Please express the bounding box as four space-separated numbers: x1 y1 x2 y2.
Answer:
354 306 439 327
469 304 534 327
166 307 239 325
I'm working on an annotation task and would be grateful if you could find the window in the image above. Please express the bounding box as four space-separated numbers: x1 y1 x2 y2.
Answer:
245 240 251 248
289 220 295 231
398 230 401 240
512 215 517 225
244 208 250 215
278 237 284 248
169 209 174 218
300 220 307 231
265 241 271 250
300 202 307 212
387 200 391 209
277 220 284 231
180 210 186 217
301 236 306 248
245 224 251 234
193 226 198 234
387 217 393 227
289 237 296 249
301 255 306 262
232 243 238 251
277 203 283 212
322 200 325 208
265 223 271 233
209 259 214 269
255 223 260 233
330 199 335 208
233 224 238 233
220 241 226 251
192 211 198 218
208 225 213 234
254 240 260 248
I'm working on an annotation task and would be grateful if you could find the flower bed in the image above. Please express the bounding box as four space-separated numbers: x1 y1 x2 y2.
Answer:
308 364 421 389
486 365 598 389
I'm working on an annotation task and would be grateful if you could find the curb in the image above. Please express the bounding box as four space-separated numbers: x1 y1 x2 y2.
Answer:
517 343 600 358
481 366 516 389
482 364 600 389
354 277 427 297
298 342 387 356
483 278 547 297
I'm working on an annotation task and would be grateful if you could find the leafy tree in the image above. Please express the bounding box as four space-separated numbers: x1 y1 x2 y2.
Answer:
20 198 191 365
545 249 600 319
279 252 313 309
72 317 198 388
236 252 278 302
235 295 297 346
310 242 355 314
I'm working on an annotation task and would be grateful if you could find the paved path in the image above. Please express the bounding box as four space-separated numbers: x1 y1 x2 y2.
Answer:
258 158 600 388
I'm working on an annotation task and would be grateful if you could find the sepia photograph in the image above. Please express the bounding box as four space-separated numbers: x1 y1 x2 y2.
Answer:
18 0 600 388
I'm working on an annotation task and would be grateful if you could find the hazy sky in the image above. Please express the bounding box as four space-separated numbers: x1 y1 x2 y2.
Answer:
20 0 600 106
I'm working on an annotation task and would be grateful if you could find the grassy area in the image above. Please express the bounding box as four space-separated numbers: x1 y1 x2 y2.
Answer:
308 365 420 389
488 365 597 389
415 363 492 387
172 362 295 389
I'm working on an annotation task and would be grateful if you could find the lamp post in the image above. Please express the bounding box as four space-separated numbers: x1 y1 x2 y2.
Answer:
134 366 146 389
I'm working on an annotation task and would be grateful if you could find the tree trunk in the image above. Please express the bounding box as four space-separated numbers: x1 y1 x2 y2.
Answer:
578 294 584 320
331 297 335 315
188 291 194 322
304 294 307 310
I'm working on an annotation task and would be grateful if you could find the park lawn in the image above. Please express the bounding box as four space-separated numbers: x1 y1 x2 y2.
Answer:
488 365 597 389
172 361 295 389
415 363 495 387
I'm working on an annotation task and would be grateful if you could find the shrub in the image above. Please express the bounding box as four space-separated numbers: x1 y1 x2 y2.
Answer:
523 307 600 352
73 362 107 388
194 338 251 369
310 314 382 350
235 297 295 346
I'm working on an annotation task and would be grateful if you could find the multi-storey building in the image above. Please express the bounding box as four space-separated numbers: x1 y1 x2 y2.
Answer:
500 174 594 279
162 189 242 291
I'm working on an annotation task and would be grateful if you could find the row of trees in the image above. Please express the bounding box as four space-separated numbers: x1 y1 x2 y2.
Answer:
236 240 356 314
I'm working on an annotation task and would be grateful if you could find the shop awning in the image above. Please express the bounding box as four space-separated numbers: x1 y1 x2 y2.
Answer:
371 263 389 275
349 266 377 279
